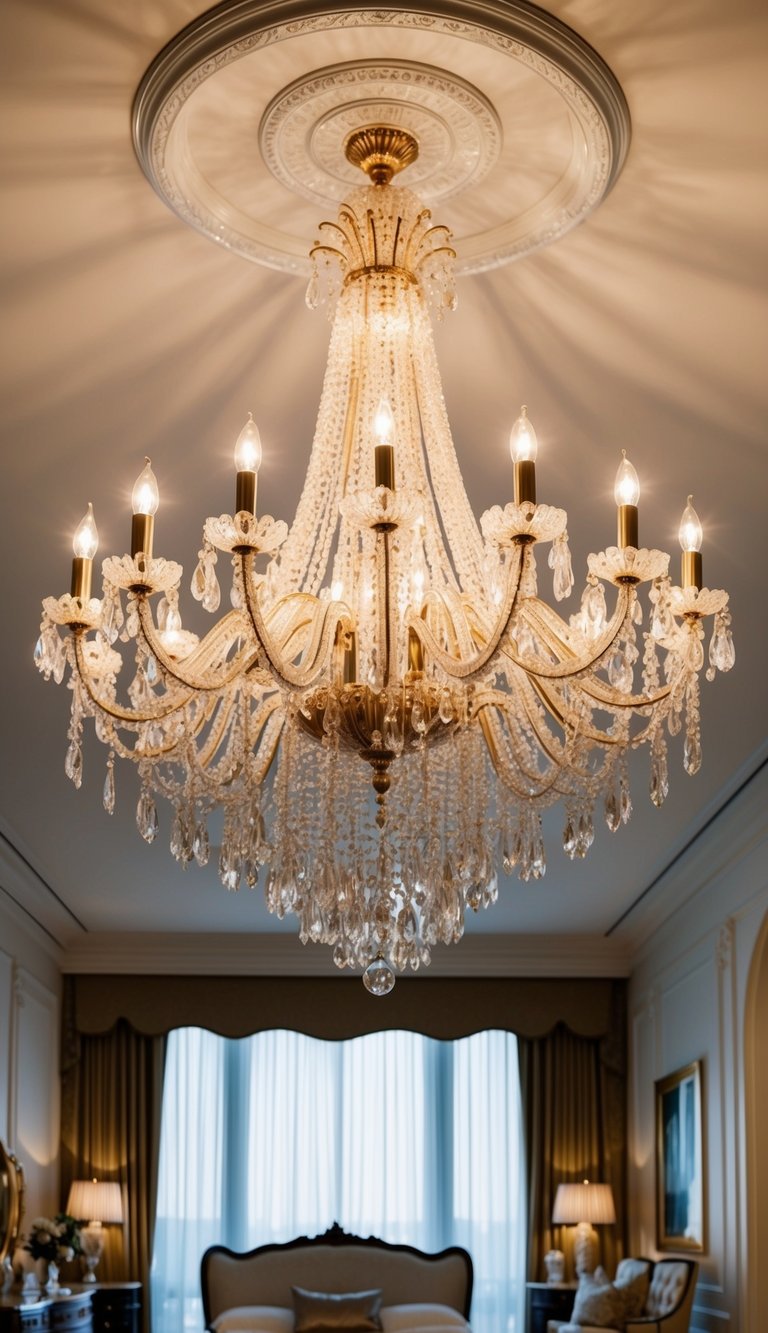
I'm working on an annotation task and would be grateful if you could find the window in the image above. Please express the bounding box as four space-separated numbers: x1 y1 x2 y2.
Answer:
152 1028 525 1333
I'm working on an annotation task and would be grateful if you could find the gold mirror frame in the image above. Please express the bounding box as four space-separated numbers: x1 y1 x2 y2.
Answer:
0 1142 24 1265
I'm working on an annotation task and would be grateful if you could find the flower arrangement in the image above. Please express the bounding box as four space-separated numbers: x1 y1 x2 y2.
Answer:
24 1215 83 1263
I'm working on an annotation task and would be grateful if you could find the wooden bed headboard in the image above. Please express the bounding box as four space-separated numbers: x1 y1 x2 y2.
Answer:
201 1224 474 1323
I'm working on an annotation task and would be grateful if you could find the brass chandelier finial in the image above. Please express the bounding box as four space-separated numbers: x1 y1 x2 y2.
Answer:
344 126 419 185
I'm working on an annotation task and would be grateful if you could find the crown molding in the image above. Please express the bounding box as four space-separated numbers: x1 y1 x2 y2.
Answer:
0 826 74 961
610 743 768 959
61 930 630 977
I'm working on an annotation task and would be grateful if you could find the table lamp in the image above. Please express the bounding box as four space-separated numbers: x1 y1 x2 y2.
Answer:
66 1178 124 1282
552 1179 616 1276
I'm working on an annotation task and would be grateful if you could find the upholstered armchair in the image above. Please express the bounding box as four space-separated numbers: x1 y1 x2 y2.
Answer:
548 1258 698 1333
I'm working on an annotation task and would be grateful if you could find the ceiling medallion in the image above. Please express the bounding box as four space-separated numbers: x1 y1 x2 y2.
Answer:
132 0 631 275
258 60 502 209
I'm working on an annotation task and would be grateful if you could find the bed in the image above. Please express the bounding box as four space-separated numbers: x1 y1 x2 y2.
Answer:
201 1224 473 1332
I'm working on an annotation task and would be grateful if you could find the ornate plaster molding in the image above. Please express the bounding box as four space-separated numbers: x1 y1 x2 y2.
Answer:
132 0 630 276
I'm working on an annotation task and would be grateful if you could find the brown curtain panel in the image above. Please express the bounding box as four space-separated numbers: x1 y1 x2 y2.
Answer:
519 1016 627 1283
61 991 166 1333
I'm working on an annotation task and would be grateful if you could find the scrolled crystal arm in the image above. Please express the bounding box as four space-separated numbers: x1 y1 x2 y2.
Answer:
502 585 633 680
73 632 194 725
240 552 354 692
407 543 525 683
136 600 257 690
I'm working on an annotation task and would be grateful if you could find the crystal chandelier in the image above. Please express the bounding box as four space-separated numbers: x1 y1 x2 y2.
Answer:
36 127 734 994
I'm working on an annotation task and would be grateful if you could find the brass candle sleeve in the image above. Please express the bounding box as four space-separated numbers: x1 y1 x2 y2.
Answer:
617 503 638 549
131 513 155 559
682 550 702 589
514 459 536 506
236 470 257 515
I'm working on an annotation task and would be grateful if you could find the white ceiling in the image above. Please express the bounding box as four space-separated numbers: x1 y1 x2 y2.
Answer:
1 0 766 973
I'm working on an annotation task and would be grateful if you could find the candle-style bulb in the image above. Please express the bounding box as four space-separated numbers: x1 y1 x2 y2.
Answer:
132 458 159 516
510 405 537 505
614 450 640 507
373 398 395 447
679 495 703 552
509 406 538 463
72 503 99 560
234 413 262 473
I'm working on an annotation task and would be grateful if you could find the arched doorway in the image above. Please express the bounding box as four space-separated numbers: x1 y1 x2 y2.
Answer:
744 908 768 1330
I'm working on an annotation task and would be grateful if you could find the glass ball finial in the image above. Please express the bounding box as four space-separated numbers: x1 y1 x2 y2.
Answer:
363 955 396 996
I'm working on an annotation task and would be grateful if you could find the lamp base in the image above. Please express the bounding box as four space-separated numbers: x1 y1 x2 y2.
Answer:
80 1223 105 1283
574 1222 599 1276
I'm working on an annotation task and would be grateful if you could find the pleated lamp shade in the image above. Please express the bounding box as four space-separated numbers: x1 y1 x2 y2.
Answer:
552 1181 616 1225
66 1179 123 1224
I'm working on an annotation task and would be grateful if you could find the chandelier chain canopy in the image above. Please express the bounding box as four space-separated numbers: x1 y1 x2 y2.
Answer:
39 103 733 992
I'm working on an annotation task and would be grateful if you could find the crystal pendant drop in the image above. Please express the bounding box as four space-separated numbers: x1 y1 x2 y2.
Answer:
363 955 396 996
103 755 115 814
193 821 209 867
136 788 159 843
64 740 82 788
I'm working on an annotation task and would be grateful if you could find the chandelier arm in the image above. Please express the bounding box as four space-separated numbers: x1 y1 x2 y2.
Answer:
525 675 625 751
240 553 352 691
477 704 568 800
339 207 367 267
407 544 525 682
248 706 285 785
195 692 283 782
73 633 194 724
136 600 257 689
416 245 457 266
309 244 346 265
472 681 570 783
81 686 222 767
575 673 677 711
506 586 633 679
403 209 433 270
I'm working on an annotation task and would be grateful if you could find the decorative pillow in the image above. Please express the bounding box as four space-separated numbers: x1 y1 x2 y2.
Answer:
292 1288 383 1333
571 1272 627 1329
213 1308 294 1333
380 1307 467 1331
613 1260 651 1318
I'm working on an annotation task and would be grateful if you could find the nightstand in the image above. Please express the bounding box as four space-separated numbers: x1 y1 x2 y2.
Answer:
526 1281 577 1333
90 1285 141 1333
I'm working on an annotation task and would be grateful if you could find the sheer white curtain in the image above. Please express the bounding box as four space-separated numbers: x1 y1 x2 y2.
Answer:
151 1028 525 1333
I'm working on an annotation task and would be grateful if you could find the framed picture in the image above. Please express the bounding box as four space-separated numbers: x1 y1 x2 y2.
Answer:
656 1060 704 1251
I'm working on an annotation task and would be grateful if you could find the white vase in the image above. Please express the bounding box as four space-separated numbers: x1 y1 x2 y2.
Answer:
44 1261 60 1294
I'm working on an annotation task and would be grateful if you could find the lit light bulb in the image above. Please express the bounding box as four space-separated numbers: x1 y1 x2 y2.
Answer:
509 406 538 463
510 405 538 505
72 503 99 560
234 413 262 473
373 398 395 447
679 495 703 552
331 579 344 602
614 450 640 507
132 458 159 516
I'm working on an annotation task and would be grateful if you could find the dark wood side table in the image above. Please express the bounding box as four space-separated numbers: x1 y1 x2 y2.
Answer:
0 1295 53 1333
90 1284 141 1333
0 1291 93 1333
50 1292 93 1333
526 1281 577 1333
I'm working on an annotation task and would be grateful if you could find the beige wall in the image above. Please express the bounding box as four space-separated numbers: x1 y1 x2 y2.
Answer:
0 891 62 1226
627 764 768 1333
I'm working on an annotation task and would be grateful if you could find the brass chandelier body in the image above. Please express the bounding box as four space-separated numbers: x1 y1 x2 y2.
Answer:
37 129 734 992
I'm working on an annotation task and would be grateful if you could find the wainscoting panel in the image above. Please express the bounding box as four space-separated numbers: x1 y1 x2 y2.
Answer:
627 765 768 1333
11 967 59 1218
